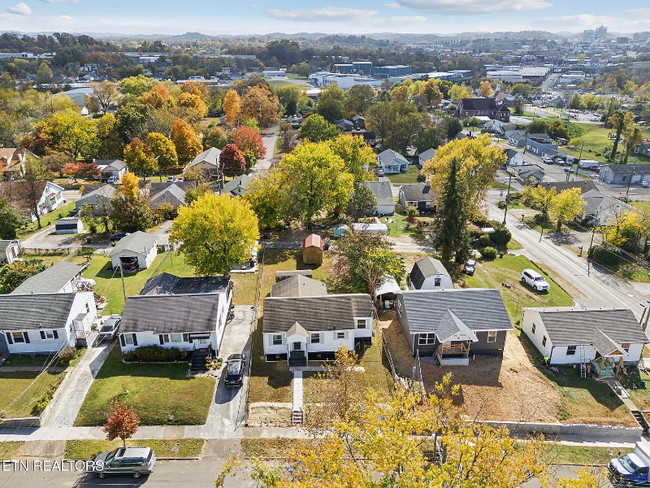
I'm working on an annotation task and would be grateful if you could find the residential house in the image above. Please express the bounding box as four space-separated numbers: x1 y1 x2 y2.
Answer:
538 180 597 194
504 148 524 166
335 119 354 131
262 293 374 365
0 181 64 222
302 234 324 265
457 98 510 122
351 115 366 130
418 148 436 168
275 270 313 282
119 273 233 354
395 289 513 363
0 240 19 264
74 184 117 214
634 143 650 157
109 231 158 271
508 133 527 148
11 261 84 295
525 136 557 156
482 119 506 134
528 133 554 144
0 148 29 179
510 164 545 184
408 257 453 291
377 149 409 174
398 182 436 212
183 147 222 175
0 292 97 354
96 159 128 180
150 184 186 212
55 218 84 235
363 181 395 216
578 189 636 226
522 307 648 377
222 175 251 197
599 164 650 185
270 275 327 298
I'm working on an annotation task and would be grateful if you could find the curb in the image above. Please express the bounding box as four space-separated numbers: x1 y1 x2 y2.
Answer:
63 457 202 462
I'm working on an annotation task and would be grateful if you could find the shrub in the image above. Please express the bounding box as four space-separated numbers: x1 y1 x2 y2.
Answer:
589 244 620 268
490 227 512 246
479 234 492 247
31 374 66 416
480 247 498 260
132 345 183 362
57 346 77 363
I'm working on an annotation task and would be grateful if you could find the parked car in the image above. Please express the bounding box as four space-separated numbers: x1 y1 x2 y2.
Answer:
591 115 601 121
376 168 385 177
564 167 575 173
554 158 566 166
109 232 130 242
176 176 185 182
463 259 477 276
542 157 554 164
92 447 156 479
166 176 175 182
640 180 650 188
521 268 550 292
98 315 121 341
107 176 117 184
224 353 246 387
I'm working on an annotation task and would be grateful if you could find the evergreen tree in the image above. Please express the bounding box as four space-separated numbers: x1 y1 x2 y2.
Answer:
434 157 470 264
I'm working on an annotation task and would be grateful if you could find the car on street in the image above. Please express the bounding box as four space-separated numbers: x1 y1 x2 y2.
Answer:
462 259 477 276
564 167 575 173
640 180 650 188
521 268 550 292
107 176 117 184
554 158 566 166
176 176 185 182
109 232 130 242
166 176 175 182
376 168 385 177
224 353 246 387
542 156 554 164
98 315 121 341
92 447 156 479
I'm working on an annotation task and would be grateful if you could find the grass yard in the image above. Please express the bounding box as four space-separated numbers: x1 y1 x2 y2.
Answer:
259 249 331 301
231 272 259 306
65 439 205 460
249 320 293 404
0 442 24 460
618 267 650 283
0 371 65 418
74 349 215 426
492 180 511 191
561 123 650 165
545 444 628 465
17 201 77 238
462 254 574 324
620 367 650 409
387 166 421 184
84 252 196 314
381 212 429 238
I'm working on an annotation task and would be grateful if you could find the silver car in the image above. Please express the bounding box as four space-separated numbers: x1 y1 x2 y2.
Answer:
98 315 121 342
93 447 156 479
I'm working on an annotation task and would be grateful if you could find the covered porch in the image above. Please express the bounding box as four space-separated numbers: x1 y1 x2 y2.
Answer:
434 310 479 366
590 328 628 379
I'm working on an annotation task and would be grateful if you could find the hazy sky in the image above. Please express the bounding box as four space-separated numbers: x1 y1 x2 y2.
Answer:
0 0 649 36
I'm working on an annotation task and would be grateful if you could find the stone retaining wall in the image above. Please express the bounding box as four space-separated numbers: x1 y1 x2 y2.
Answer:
484 420 643 442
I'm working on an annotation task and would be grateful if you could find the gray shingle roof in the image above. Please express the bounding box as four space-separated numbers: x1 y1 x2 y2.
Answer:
120 294 222 334
602 164 650 175
102 159 127 172
140 273 231 296
459 98 498 111
263 294 373 333
12 261 83 295
436 310 479 343
418 148 436 165
363 181 394 208
150 184 186 209
77 184 116 203
536 308 648 346
275 270 313 282
400 183 434 203
539 181 597 195
270 275 327 298
592 328 624 356
581 189 634 217
377 149 408 167
185 147 221 170
401 289 512 334
409 257 449 289
0 293 76 330
109 231 158 257
222 175 251 195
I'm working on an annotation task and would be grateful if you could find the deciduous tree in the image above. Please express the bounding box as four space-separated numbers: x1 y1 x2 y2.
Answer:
316 83 346 122
145 132 178 176
123 138 157 178
449 84 472 102
118 75 158 99
231 126 266 170
171 119 202 165
110 172 154 232
203 126 229 150
241 85 281 128
170 193 260 275
223 90 241 126
103 399 140 448
0 259 46 294
390 84 409 102
419 79 443 106
0 198 23 239
177 92 207 120
298 114 341 143
345 84 375 115
478 80 494 97
244 169 287 230
142 83 172 109
345 182 377 220
610 111 634 161
624 127 643 164
220 144 246 176
85 81 119 114
549 187 586 233
328 133 375 184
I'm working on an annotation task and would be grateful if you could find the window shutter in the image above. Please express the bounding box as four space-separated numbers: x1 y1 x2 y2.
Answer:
53 330 58 339
132 334 138 346
183 334 191 343
159 335 164 345
120 334 125 347
6 333 12 345
40 331 45 340
24 332 30 343
164 334 169 343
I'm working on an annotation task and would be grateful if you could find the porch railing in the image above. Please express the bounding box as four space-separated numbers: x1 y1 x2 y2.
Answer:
437 343 469 356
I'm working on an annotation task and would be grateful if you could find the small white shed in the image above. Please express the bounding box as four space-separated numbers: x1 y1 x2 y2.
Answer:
55 218 84 235
109 231 158 271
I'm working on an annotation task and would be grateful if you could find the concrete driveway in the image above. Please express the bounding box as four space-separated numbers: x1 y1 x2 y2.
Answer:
252 125 279 173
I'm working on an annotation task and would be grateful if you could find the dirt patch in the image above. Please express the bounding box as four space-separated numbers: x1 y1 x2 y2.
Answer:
247 402 292 427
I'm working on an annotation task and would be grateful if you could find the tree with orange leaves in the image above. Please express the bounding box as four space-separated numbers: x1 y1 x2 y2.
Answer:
223 90 241 126
171 119 202 164
241 85 281 128
103 399 140 448
143 83 172 109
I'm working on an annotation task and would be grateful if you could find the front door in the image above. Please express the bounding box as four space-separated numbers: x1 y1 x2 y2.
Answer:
293 342 302 351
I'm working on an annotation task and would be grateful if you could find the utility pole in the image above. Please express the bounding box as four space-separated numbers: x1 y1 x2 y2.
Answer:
119 262 127 304
587 226 596 277
502 172 513 225
626 163 637 201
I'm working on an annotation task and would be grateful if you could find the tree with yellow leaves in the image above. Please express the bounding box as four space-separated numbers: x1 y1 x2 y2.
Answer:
422 134 506 215
241 85 282 129
419 79 443 106
478 80 494 97
223 90 241 126
177 92 207 120
390 84 409 102
599 209 643 249
143 83 172 109
610 111 635 161
549 187 586 233
449 83 472 102
171 119 202 165
522 185 557 222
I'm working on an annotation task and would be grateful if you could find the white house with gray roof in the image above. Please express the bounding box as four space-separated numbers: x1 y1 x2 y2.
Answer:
262 293 373 367
96 159 128 180
0 292 97 354
183 147 221 175
222 174 251 197
363 180 395 216
408 256 453 291
396 288 512 364
522 307 648 377
109 231 158 271
377 149 408 174
0 240 19 264
418 148 436 168
12 261 84 295
119 273 232 354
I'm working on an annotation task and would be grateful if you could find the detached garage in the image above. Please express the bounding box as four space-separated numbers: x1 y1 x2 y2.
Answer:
109 231 158 271
55 218 84 235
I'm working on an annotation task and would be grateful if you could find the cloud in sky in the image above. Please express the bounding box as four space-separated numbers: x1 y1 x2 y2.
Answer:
7 2 32 15
396 0 552 14
41 0 80 3
267 7 380 22
535 10 650 31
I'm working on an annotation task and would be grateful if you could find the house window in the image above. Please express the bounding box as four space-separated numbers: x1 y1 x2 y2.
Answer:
310 333 321 344
487 331 498 343
45 331 54 339
542 336 547 347
531 323 536 335
356 319 368 329
418 333 436 345
170 333 182 343
567 346 577 356
11 332 25 343
272 334 283 346
621 343 631 353
124 334 134 345
336 332 346 340
434 277 442 287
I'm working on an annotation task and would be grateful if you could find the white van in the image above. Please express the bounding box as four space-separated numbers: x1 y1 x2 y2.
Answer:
578 159 600 170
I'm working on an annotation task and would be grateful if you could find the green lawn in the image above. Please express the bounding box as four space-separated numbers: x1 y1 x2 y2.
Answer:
286 73 307 81
463 255 574 324
387 166 421 184
544 444 629 465
0 371 65 418
231 272 260 306
561 123 650 165
381 211 429 238
492 181 511 191
65 439 205 460
74 349 215 426
0 442 24 460
17 201 77 238
620 367 650 409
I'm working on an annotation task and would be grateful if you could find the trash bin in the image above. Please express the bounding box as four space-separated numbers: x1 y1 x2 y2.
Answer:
86 237 91 244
